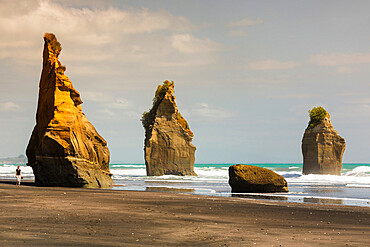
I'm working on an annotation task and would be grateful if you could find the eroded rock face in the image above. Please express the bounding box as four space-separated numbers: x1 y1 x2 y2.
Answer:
229 164 289 193
26 33 113 188
142 81 196 176
302 113 345 175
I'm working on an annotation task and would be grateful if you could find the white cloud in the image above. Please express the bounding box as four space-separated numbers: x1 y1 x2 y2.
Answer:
0 0 220 71
83 91 111 102
267 93 310 99
309 52 370 74
107 98 131 109
242 76 291 86
83 92 131 109
356 98 370 104
1 102 21 112
97 106 141 120
0 1 193 36
246 59 301 70
228 29 248 37
309 52 370 67
170 34 223 54
361 104 370 112
98 109 115 117
188 103 236 120
229 18 263 27
336 66 360 74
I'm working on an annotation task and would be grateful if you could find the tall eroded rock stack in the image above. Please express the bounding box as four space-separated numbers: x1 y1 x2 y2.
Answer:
302 106 346 175
142 80 196 176
26 33 113 188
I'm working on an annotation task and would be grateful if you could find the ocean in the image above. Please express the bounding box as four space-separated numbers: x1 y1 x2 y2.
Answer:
1 163 369 207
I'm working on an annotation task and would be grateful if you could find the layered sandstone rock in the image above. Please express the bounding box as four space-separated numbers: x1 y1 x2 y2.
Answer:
26 33 113 188
229 165 289 193
142 81 196 176
302 107 346 175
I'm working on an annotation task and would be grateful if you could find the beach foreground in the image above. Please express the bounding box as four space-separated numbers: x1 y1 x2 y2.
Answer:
0 182 369 246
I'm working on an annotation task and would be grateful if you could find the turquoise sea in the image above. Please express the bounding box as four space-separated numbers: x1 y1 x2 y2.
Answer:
1 163 369 207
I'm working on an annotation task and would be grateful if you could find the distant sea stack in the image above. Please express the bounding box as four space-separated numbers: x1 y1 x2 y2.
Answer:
229 165 289 193
26 33 113 188
302 106 346 175
141 80 196 176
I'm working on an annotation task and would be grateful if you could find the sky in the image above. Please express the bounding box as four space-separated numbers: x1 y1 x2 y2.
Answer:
0 0 369 163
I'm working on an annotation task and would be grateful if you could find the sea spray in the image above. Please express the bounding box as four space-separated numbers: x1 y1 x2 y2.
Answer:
1 163 369 207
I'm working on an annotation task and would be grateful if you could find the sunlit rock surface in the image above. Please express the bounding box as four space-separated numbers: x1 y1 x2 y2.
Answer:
26 33 113 188
142 81 196 176
302 112 345 175
229 164 289 193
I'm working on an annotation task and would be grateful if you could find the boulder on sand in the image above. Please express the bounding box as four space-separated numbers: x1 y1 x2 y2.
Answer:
229 164 288 193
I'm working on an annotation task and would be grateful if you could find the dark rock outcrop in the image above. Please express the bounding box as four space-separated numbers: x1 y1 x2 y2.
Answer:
26 33 113 188
141 80 196 176
302 107 345 175
229 164 289 193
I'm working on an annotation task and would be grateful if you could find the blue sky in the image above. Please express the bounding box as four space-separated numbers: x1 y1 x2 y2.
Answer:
0 0 369 163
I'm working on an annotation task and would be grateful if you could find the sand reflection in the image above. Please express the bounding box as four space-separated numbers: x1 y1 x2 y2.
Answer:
303 197 343 205
231 193 288 201
146 187 195 193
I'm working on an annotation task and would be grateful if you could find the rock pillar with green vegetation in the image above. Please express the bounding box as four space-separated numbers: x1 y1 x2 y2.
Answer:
301 106 346 175
141 80 196 176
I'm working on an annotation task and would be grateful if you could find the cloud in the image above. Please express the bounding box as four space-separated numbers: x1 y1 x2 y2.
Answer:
309 52 370 67
228 29 248 37
83 92 131 109
309 52 370 74
361 104 370 112
83 93 139 120
187 103 236 120
246 59 301 70
83 91 112 102
0 1 193 36
336 66 360 74
0 0 220 72
98 109 115 117
229 18 263 27
356 99 370 112
267 93 310 99
97 106 140 120
170 34 223 54
0 102 21 112
107 98 131 109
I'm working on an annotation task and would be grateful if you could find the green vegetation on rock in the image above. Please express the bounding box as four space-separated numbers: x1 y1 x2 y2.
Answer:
44 33 62 54
141 80 193 137
56 65 66 75
141 80 174 130
154 80 174 100
308 106 328 128
177 112 193 137
141 111 150 128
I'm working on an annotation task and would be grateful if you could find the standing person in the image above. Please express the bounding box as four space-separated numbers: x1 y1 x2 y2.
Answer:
15 166 21 186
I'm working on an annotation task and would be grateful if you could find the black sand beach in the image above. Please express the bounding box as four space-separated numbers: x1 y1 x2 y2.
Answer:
0 181 369 246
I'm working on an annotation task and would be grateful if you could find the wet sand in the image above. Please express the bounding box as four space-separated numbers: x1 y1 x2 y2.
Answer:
0 181 369 246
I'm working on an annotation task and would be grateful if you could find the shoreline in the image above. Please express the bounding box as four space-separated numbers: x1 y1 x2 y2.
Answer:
3 179 369 211
1 182 369 246
3 179 370 208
